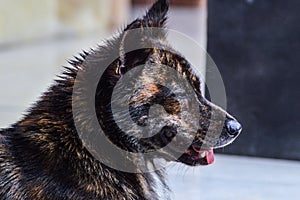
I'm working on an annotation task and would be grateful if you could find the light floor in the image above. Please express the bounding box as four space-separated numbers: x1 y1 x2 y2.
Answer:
168 155 300 200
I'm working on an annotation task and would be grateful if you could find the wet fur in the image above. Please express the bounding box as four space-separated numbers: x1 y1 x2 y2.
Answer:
0 1 171 199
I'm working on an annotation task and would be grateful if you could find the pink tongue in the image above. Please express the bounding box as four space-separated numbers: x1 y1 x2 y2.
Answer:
205 149 214 164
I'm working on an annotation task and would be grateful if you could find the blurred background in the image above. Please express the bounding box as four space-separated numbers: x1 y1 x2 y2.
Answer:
0 0 299 199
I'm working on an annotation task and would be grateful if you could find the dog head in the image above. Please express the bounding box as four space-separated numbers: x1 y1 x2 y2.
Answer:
74 0 241 169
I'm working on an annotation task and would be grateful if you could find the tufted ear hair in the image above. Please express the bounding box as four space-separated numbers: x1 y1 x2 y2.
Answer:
125 0 169 31
85 0 170 76
143 0 169 27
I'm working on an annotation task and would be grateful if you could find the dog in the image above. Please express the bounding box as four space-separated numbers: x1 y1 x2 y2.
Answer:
0 0 241 199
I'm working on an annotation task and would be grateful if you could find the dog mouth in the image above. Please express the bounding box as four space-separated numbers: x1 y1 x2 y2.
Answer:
177 145 214 166
176 116 242 166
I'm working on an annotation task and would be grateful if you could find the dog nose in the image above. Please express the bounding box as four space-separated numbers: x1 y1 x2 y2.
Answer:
225 119 242 137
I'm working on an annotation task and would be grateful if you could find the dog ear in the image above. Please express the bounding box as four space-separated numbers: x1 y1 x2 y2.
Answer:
125 0 169 31
84 0 169 77
143 0 169 27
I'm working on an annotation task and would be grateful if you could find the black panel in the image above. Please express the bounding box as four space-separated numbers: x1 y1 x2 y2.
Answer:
207 0 300 160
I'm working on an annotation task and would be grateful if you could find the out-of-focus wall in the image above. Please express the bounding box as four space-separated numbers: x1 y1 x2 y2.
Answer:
0 0 130 127
0 0 130 46
208 0 300 160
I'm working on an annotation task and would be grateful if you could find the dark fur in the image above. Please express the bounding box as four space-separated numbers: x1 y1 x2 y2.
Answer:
0 0 241 199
